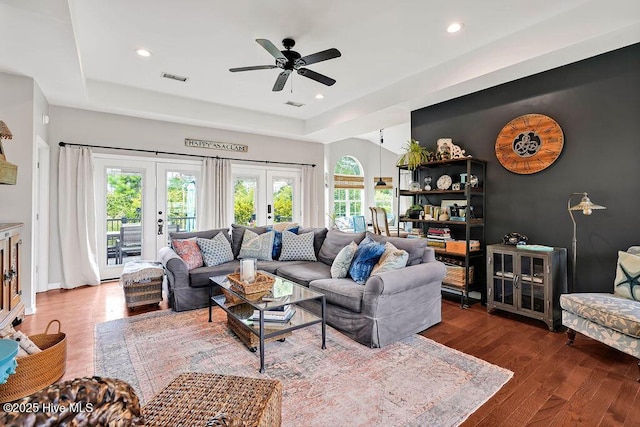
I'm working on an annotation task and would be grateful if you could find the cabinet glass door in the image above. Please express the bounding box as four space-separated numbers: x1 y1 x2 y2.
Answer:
519 255 546 313
492 252 514 305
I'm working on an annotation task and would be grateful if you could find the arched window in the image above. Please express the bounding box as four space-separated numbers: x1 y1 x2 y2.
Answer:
333 156 363 221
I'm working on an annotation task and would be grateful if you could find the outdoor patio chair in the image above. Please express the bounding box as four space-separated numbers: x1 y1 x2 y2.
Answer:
117 224 142 263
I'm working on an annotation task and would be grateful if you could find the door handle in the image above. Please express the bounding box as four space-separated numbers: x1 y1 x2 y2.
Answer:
157 218 164 235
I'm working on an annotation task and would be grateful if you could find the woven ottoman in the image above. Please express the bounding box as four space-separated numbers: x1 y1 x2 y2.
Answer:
120 261 164 309
142 373 282 426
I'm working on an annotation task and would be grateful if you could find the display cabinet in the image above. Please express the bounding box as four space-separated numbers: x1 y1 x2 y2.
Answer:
0 223 24 330
486 244 567 330
397 157 486 307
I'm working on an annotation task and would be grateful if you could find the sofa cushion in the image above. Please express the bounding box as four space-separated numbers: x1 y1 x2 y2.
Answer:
279 230 317 261
297 227 329 258
614 251 640 301
197 233 234 267
365 232 426 266
238 229 274 261
172 238 204 270
560 293 640 338
318 229 366 266
268 225 299 259
256 260 309 274
231 224 269 258
349 237 386 285
331 241 358 279
189 260 239 288
309 279 365 313
275 262 331 287
371 242 409 275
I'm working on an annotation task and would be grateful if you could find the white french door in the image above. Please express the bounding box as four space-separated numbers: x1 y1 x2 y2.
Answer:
94 155 200 280
232 165 301 226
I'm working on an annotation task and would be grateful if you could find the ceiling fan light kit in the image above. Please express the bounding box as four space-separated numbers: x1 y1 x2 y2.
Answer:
230 38 341 92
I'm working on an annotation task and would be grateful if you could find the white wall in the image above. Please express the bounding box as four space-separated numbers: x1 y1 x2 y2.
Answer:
47 106 326 286
0 71 50 315
324 137 399 225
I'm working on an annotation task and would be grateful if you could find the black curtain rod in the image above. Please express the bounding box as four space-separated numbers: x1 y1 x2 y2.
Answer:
58 141 316 167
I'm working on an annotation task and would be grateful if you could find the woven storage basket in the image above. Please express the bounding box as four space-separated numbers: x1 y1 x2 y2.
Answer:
443 264 474 289
0 320 67 403
227 272 275 295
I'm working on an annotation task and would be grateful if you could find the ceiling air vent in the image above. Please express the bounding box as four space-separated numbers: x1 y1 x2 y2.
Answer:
285 101 305 107
161 72 189 82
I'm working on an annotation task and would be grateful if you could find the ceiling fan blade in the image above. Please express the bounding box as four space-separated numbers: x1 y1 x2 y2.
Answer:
229 65 277 72
256 39 287 61
272 70 291 91
297 68 336 86
295 48 341 67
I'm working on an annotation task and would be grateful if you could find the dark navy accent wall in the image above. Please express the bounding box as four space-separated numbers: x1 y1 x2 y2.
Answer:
411 43 640 293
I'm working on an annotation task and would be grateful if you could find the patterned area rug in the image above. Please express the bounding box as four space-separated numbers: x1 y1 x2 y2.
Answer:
95 309 512 426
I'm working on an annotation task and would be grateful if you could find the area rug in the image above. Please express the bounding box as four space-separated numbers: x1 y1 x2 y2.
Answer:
95 309 512 426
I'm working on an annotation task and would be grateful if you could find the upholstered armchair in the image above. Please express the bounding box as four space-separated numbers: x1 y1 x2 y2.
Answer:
560 246 640 381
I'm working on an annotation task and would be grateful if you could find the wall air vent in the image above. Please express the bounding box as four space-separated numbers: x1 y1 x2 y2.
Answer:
285 101 305 107
161 72 189 82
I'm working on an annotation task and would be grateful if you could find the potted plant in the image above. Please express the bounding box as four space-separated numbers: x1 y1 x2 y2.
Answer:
406 204 424 219
397 139 428 170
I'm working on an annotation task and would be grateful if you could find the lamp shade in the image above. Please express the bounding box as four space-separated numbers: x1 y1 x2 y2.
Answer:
0 121 12 140
569 193 606 215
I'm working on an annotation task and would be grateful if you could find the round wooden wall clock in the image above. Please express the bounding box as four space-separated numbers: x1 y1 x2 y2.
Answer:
495 113 564 174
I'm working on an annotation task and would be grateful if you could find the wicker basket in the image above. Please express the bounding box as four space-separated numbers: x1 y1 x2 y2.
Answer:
227 272 275 295
0 320 67 403
443 264 475 289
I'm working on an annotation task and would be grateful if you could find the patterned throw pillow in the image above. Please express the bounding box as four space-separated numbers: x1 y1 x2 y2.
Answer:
197 233 234 267
614 250 640 301
172 237 204 270
371 242 409 275
268 225 300 260
238 229 274 261
349 237 386 285
331 241 358 279
279 230 317 262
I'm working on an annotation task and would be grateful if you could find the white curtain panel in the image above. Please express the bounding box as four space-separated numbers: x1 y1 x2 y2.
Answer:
302 165 319 227
58 146 100 288
198 157 231 230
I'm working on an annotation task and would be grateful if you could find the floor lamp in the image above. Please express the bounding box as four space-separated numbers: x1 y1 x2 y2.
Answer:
567 192 606 292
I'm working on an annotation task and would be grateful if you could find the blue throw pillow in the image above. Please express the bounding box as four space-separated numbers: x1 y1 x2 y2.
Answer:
349 237 385 285
268 226 299 259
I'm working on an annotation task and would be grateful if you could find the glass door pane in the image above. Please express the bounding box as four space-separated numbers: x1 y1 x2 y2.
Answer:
234 176 258 226
271 176 294 224
106 168 143 266
166 172 198 233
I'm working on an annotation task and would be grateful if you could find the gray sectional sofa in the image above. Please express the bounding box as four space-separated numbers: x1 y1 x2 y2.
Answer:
158 225 446 347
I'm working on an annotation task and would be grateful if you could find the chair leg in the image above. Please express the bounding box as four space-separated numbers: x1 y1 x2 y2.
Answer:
566 328 576 345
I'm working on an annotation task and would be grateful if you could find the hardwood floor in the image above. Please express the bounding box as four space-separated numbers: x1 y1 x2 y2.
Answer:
17 284 639 426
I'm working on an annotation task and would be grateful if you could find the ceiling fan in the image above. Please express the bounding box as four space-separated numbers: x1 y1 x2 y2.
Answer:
229 38 341 91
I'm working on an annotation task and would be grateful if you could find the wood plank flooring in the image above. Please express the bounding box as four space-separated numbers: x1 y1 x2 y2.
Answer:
16 284 639 426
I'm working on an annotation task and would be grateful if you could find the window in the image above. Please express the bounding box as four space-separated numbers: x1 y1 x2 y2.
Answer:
333 156 363 219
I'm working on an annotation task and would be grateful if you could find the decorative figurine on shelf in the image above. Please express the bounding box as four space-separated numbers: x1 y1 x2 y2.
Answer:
424 176 432 191
436 138 468 159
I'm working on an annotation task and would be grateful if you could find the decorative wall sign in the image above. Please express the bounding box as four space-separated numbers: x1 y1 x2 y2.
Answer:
185 138 248 152
495 114 564 174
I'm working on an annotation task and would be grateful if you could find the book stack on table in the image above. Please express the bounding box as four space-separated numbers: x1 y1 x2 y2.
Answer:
252 304 296 323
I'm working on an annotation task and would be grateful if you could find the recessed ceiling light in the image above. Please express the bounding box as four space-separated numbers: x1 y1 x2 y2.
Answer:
135 48 152 57
315 94 324 99
447 22 463 33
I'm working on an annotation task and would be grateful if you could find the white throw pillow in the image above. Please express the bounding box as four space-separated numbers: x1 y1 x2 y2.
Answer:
614 250 640 301
197 233 234 267
238 229 274 261
279 230 317 262
371 242 409 275
331 241 358 278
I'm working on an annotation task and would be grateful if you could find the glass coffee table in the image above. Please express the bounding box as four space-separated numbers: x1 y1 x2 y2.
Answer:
209 272 326 373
